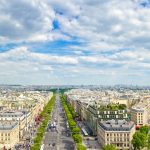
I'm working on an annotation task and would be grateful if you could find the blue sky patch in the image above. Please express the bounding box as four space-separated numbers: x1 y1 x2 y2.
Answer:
52 20 60 30
139 0 150 8
0 43 18 52
29 39 81 55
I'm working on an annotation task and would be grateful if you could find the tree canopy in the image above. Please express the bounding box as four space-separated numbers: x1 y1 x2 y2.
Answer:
139 125 149 135
132 132 147 150
102 144 118 150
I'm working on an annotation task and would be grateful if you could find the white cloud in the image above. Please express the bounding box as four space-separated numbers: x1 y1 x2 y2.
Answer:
0 0 150 85
0 0 150 51
0 0 69 43
0 47 78 65
80 56 111 64
0 46 79 84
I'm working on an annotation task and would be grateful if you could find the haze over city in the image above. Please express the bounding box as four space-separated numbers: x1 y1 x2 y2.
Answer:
0 0 150 85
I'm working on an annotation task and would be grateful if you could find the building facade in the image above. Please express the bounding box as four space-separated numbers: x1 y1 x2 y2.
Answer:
130 99 150 125
0 91 53 149
97 119 135 150
0 121 19 149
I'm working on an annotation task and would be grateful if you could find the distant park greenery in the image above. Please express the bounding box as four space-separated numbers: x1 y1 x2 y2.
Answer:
59 88 72 94
61 94 86 150
30 94 56 150
99 103 127 111
132 125 150 150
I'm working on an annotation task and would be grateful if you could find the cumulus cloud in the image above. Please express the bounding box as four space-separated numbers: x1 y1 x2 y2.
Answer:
0 0 69 43
0 0 149 50
54 0 150 51
0 0 150 85
0 46 78 65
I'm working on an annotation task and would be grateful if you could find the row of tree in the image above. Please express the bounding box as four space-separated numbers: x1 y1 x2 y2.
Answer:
31 95 56 150
61 94 86 150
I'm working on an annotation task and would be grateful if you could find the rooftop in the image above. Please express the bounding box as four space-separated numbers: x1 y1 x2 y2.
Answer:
0 121 18 130
99 103 127 111
131 100 150 112
0 111 24 117
99 119 134 131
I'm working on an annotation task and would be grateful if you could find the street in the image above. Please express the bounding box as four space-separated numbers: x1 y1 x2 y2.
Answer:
43 93 75 150
76 121 102 150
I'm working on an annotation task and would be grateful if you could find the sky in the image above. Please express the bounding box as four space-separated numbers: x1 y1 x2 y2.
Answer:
0 0 150 85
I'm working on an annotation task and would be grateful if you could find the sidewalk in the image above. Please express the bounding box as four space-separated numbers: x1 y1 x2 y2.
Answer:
76 120 102 150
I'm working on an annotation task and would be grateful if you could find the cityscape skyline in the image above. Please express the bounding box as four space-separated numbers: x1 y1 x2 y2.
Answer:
1 1 150 148
0 0 150 85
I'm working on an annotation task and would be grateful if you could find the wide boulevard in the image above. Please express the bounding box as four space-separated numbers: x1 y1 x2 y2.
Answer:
43 92 75 150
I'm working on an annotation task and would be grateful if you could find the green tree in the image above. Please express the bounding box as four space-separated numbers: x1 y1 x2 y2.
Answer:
148 134 150 150
68 119 76 128
118 104 126 110
76 143 86 150
102 144 117 150
139 125 149 135
67 113 73 119
72 134 82 143
132 132 147 150
72 127 80 134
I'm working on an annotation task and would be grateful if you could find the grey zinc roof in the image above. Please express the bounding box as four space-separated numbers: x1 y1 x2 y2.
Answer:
0 121 18 130
0 111 24 117
99 119 134 131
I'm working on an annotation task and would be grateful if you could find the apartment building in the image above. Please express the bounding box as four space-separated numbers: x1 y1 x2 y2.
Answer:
65 89 129 135
0 91 53 149
130 99 150 125
98 109 128 121
0 121 19 149
97 119 135 150
66 97 128 135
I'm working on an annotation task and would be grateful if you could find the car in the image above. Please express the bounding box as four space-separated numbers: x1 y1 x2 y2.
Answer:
53 121 56 127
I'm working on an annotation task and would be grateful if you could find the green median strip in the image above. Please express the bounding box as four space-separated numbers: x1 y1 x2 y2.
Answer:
31 94 56 150
60 94 86 150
